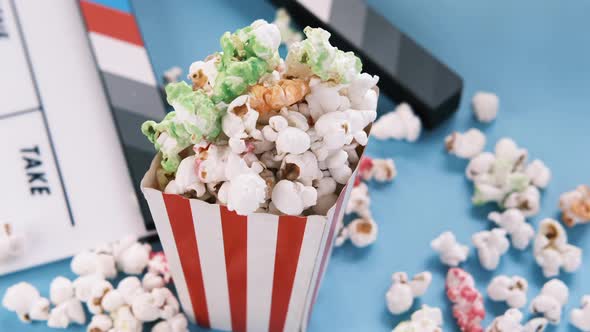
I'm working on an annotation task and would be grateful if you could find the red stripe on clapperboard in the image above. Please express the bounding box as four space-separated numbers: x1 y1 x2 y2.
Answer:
220 206 248 332
162 194 211 328
80 0 144 46
307 184 348 319
269 215 308 332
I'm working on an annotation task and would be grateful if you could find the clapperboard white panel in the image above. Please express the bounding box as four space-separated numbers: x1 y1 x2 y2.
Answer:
0 0 165 274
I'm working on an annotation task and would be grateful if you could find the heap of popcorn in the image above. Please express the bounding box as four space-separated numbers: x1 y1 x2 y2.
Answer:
141 20 379 216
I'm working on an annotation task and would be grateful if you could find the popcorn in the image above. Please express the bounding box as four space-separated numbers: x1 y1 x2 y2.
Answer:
273 8 303 49
112 235 151 275
163 66 182 84
371 103 421 142
346 182 371 218
386 272 432 315
142 272 165 291
570 295 590 331
70 250 117 279
74 274 105 302
488 209 534 250
111 305 142 332
487 275 528 308
313 109 376 159
445 129 486 159
2 282 47 322
147 252 171 283
50 276 74 305
446 268 486 332
250 79 310 123
486 308 524 332
0 222 25 260
467 138 548 217
533 218 582 277
472 91 499 123
87 314 113 332
431 231 469 267
29 297 50 321
346 218 378 247
560 185 590 227
530 279 568 324
117 276 144 304
281 151 323 186
359 157 397 182
271 179 317 215
472 228 510 270
87 279 114 314
152 313 189 332
164 155 206 197
523 317 548 332
392 305 443 332
132 287 179 322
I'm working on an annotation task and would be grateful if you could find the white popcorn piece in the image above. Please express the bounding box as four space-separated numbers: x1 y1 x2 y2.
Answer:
101 289 125 313
305 78 350 121
111 305 142 332
347 73 379 111
152 287 180 320
347 218 378 248
70 250 117 279
87 314 113 332
445 128 487 159
87 280 114 314
164 155 206 197
472 91 499 123
271 179 317 215
488 209 534 250
281 151 323 186
117 276 144 304
523 317 548 332
313 109 376 158
472 228 510 270
48 298 86 328
223 172 268 215
371 103 421 142
143 272 166 291
49 276 74 306
430 231 469 267
73 274 104 303
345 182 371 218
0 222 25 261
112 236 151 275
392 305 443 332
131 292 160 322
524 160 551 189
503 185 541 217
276 127 311 155
162 66 182 84
187 54 219 91
466 152 496 181
385 272 432 315
570 295 590 332
530 279 569 324
494 138 528 166
533 218 582 277
486 308 524 332
152 313 189 332
487 275 528 308
29 297 50 321
362 158 397 182
560 185 590 227
2 282 43 322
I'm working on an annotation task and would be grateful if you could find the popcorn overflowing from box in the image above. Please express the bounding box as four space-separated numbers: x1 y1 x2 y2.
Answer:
140 20 379 331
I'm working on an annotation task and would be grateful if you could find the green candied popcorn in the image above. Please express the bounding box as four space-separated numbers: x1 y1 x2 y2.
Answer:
141 82 224 173
212 20 281 103
286 27 362 83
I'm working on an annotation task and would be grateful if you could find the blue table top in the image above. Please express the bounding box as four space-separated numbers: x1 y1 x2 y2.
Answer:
2 0 590 331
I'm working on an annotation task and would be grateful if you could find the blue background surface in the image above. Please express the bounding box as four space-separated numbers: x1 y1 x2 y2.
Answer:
2 0 590 331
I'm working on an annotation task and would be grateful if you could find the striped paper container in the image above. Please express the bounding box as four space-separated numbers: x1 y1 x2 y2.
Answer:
141 155 360 332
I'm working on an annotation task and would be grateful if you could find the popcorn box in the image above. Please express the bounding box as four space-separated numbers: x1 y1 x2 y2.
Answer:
141 155 360 332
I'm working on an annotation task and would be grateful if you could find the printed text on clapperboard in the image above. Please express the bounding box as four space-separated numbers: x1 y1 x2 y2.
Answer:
21 146 51 195
0 4 7 38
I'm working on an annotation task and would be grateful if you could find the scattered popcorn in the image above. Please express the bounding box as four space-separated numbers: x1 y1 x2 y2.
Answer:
487 275 528 308
445 128 486 159
87 314 113 332
74 274 104 303
530 279 568 324
163 66 182 84
49 276 74 305
2 282 47 322
143 272 166 291
148 252 171 284
29 297 50 321
0 222 25 261
111 305 142 332
112 235 152 275
345 182 371 218
371 103 421 142
87 280 114 314
392 305 443 332
523 317 548 332
446 268 486 332
70 250 117 279
472 91 499 123
347 218 378 248
570 295 590 332
386 272 432 315
533 218 582 277
359 157 397 182
467 138 548 217
48 297 86 328
488 209 534 250
560 185 590 227
472 228 510 270
431 231 469 267
486 308 524 332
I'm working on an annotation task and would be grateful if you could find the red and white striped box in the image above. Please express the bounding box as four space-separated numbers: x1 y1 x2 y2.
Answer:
141 154 360 332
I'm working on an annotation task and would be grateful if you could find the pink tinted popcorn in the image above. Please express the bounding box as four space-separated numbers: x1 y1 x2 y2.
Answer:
446 268 486 332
